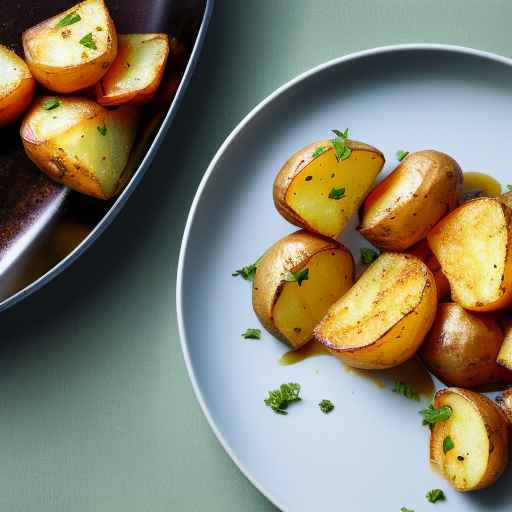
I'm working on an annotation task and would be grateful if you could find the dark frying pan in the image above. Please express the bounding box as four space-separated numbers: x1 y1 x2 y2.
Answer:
0 0 213 311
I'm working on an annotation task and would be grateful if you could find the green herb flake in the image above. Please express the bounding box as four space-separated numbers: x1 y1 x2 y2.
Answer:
401 508 414 512
79 32 97 50
462 189 482 201
286 268 309 286
360 247 379 264
507 184 512 192
42 97 60 110
396 149 409 162
393 381 420 401
419 404 453 426
331 128 352 161
443 435 455 454
264 383 301 415
56 11 81 28
97 124 107 136
426 489 446 503
312 145 326 158
242 328 261 340
328 187 346 200
319 399 334 414
232 255 264 282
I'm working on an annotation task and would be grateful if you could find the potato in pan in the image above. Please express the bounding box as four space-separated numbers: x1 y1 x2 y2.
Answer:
359 150 462 251
21 96 138 199
0 45 35 126
252 230 354 349
22 0 117 93
273 132 384 239
314 252 437 369
430 387 509 492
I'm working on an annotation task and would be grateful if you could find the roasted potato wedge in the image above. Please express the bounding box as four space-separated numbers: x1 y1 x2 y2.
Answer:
420 303 512 388
359 150 462 251
22 0 117 93
96 33 169 106
314 253 437 369
408 238 450 300
252 230 354 349
273 138 384 238
21 96 138 199
430 387 509 492
0 45 35 126
428 197 512 311
497 317 512 371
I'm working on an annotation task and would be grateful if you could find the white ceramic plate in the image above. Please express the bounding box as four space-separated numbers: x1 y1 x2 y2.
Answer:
177 45 512 511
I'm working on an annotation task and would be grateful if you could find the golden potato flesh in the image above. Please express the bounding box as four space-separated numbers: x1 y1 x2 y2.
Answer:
359 150 462 251
273 139 384 238
252 231 354 349
314 253 437 369
420 303 512 388
0 45 35 126
22 0 117 93
428 197 512 311
21 96 139 199
430 388 509 491
96 33 169 106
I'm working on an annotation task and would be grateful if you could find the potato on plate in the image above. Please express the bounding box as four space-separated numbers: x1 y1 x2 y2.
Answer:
96 33 169 106
22 0 117 93
408 238 450 300
428 197 512 311
430 387 509 491
273 133 384 238
314 252 437 369
496 387 512 425
359 150 462 251
420 303 512 388
0 45 35 126
497 317 512 371
252 230 354 349
21 96 139 199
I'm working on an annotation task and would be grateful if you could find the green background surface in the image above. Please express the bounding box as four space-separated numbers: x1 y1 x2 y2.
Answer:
3 1 512 510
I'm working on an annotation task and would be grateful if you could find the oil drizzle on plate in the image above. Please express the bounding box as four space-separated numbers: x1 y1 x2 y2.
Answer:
463 171 502 198
279 341 434 399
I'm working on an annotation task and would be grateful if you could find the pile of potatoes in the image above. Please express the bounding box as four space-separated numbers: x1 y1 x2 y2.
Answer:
0 0 170 199
250 132 512 492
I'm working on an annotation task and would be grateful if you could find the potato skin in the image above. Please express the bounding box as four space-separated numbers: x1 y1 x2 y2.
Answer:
359 150 462 251
420 303 512 388
273 139 384 233
431 387 509 491
22 0 117 93
252 230 354 348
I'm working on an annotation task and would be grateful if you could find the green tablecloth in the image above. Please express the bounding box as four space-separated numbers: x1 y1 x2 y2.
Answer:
3 1 512 510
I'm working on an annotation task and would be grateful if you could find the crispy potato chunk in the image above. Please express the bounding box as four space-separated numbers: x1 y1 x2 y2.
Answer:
22 0 117 93
273 139 384 238
96 33 169 106
315 253 437 369
430 388 509 491
252 231 354 349
428 197 512 311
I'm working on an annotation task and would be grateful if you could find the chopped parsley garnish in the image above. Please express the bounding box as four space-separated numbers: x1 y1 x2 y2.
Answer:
419 404 452 426
242 328 261 340
328 187 346 200
79 32 97 50
286 268 309 286
264 383 301 415
426 489 446 503
97 124 107 136
319 399 334 414
56 11 81 28
462 189 482 201
443 435 454 454
507 184 512 191
42 97 60 110
360 247 378 264
401 508 414 512
312 145 326 158
331 128 352 161
396 149 409 162
232 255 263 282
393 381 420 401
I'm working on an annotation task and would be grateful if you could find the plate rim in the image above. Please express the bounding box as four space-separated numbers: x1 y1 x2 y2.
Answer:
176 43 512 511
